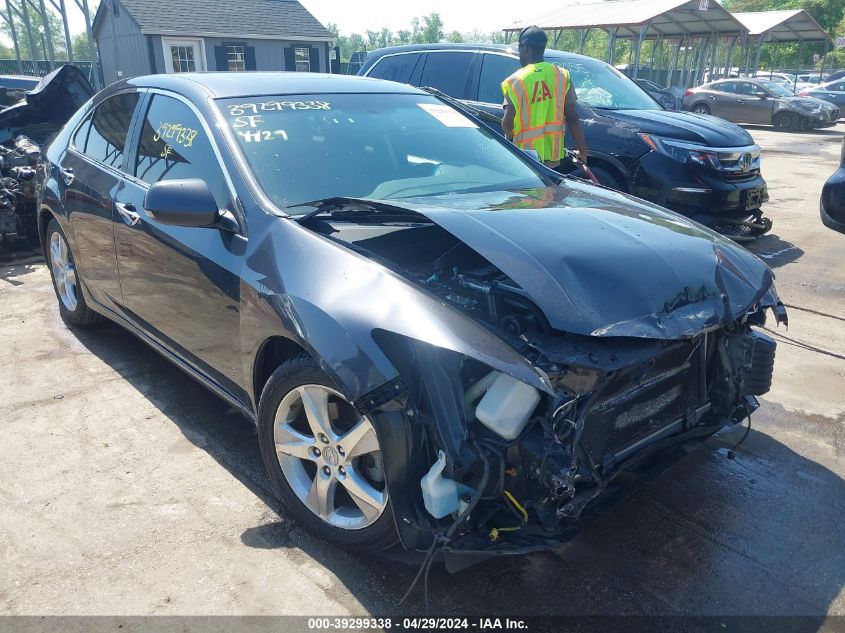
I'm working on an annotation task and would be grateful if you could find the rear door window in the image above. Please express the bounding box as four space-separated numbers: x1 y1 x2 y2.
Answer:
716 82 738 94
418 51 475 98
77 92 140 169
367 53 421 84
477 54 521 104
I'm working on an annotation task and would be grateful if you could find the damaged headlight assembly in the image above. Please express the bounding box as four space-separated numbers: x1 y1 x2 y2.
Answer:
639 133 721 168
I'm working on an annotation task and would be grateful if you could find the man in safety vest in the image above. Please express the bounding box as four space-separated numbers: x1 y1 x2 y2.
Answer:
502 26 588 169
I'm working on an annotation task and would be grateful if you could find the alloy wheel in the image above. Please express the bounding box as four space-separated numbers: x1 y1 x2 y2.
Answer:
50 231 78 312
273 384 387 530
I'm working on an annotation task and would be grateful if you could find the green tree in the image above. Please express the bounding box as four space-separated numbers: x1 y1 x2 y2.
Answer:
419 13 445 43
445 30 464 43
0 2 70 61
72 32 95 60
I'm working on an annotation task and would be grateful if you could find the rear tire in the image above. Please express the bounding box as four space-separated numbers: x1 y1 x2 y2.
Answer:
45 218 102 327
691 103 711 115
257 357 398 552
773 112 797 131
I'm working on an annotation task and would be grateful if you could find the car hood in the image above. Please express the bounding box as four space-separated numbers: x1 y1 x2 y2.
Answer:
379 182 776 339
597 108 754 147
0 64 94 143
783 95 836 108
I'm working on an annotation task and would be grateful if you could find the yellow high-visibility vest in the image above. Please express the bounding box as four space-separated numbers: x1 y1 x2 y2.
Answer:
501 62 570 162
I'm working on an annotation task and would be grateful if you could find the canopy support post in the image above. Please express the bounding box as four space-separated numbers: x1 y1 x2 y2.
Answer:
668 37 681 87
708 33 718 81
724 36 736 79
632 21 649 79
752 35 764 75
607 27 618 64
578 29 588 55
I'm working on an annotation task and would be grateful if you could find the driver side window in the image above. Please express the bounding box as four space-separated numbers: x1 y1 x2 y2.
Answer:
133 94 229 209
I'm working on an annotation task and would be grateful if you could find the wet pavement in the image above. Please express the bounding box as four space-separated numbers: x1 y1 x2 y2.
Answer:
0 125 843 622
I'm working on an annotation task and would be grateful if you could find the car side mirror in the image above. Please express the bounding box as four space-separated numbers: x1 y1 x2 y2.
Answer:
144 179 227 229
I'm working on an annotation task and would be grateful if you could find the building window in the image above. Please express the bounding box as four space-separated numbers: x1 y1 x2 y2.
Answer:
227 45 245 72
295 47 310 72
170 45 196 73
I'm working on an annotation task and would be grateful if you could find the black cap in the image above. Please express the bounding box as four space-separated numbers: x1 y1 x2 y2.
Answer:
519 25 548 48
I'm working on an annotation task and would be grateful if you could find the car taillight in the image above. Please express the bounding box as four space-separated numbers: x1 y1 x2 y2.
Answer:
684 89 693 97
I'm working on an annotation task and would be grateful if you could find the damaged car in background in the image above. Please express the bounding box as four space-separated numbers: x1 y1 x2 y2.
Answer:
0 66 93 246
37 74 786 569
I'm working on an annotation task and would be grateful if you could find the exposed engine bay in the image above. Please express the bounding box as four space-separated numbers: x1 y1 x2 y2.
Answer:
299 199 784 563
0 65 93 245
0 135 41 245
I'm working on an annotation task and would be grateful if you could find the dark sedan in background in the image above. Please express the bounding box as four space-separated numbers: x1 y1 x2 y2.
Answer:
634 78 682 110
360 44 772 240
37 72 782 562
822 135 845 233
684 78 839 130
798 79 845 110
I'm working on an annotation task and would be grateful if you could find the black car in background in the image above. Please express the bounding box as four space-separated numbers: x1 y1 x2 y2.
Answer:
360 44 772 240
821 135 845 233
0 75 40 109
37 72 782 560
635 78 681 110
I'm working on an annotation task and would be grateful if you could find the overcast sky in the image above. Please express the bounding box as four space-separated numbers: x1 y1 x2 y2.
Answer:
43 1 517 39
298 0 518 35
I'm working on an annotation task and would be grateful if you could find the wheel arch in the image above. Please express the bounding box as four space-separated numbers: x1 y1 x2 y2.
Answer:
586 153 631 192
252 336 312 408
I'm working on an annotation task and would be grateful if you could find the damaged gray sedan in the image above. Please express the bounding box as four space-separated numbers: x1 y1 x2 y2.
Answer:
37 73 786 563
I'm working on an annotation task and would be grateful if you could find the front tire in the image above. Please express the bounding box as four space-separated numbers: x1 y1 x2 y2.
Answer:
258 357 398 552
45 218 102 327
773 112 797 131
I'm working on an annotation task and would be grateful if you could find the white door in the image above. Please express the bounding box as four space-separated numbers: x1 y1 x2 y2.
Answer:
162 38 205 73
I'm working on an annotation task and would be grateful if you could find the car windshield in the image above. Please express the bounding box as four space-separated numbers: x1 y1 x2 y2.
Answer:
548 55 659 110
760 80 794 97
218 93 546 213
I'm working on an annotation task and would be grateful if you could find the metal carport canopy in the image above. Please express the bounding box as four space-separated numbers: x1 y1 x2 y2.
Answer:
503 0 748 39
732 9 831 42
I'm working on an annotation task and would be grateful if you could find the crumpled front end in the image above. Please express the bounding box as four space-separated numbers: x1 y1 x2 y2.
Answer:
365 311 780 562
295 190 785 562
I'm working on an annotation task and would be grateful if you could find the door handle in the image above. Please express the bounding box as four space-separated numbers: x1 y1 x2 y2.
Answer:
60 167 74 185
115 201 140 226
